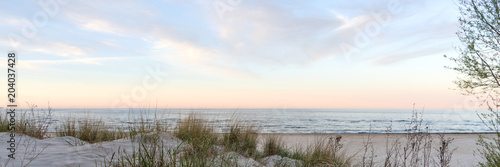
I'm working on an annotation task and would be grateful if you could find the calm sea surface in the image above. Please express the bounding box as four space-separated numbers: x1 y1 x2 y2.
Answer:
36 108 492 133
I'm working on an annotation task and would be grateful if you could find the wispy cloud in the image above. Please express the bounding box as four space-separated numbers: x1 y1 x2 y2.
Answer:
0 0 460 75
199 0 459 65
32 42 87 57
0 57 124 70
68 14 127 35
0 0 465 108
27 57 123 65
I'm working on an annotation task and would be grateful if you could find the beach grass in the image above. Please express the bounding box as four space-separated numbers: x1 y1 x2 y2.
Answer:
262 135 287 157
221 119 259 158
17 104 53 139
56 118 127 143
301 136 353 167
2 107 484 167
0 114 10 132
99 112 357 166
106 113 238 167
174 113 219 157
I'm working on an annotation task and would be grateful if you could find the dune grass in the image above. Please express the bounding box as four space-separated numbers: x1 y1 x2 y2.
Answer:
16 104 53 139
262 135 287 157
105 136 238 167
174 113 219 159
108 133 171 167
106 113 238 167
301 136 353 167
56 118 127 143
57 108 172 144
221 119 259 158
127 108 171 137
0 106 470 167
258 134 353 167
0 114 10 132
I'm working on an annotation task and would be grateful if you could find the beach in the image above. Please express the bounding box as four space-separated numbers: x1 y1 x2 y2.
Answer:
0 132 492 167
260 133 494 167
3 0 498 166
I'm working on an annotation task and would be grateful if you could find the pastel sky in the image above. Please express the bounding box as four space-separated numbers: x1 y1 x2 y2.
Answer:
0 0 478 109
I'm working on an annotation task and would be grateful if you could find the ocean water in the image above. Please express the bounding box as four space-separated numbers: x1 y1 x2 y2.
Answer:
38 108 492 134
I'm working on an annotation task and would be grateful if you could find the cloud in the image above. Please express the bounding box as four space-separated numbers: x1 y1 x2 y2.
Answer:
0 57 124 70
369 46 450 65
0 0 461 77
206 1 343 64
31 42 87 57
197 0 460 65
0 16 24 26
152 39 216 63
60 1 259 78
70 0 459 71
63 0 156 36
68 14 127 35
151 38 258 79
24 57 124 69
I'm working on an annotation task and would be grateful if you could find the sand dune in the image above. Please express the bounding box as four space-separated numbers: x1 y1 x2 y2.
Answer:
0 133 493 166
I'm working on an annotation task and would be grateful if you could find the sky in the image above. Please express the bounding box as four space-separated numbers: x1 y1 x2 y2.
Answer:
0 0 480 109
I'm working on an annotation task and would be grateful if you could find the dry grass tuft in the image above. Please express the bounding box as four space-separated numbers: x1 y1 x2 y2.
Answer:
222 119 259 157
301 135 354 167
262 135 287 157
57 118 126 143
174 113 218 156
0 113 10 132
17 104 53 139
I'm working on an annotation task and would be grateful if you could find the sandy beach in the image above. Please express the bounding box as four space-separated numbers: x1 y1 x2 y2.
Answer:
0 132 492 167
260 133 495 167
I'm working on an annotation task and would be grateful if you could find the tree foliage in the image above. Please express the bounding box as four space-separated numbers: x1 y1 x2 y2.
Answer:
449 1 500 166
447 0 500 96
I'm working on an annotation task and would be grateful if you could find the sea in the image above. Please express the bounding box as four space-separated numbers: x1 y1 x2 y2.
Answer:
32 108 494 134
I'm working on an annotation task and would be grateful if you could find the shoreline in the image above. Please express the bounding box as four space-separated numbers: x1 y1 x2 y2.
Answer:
5 108 495 166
